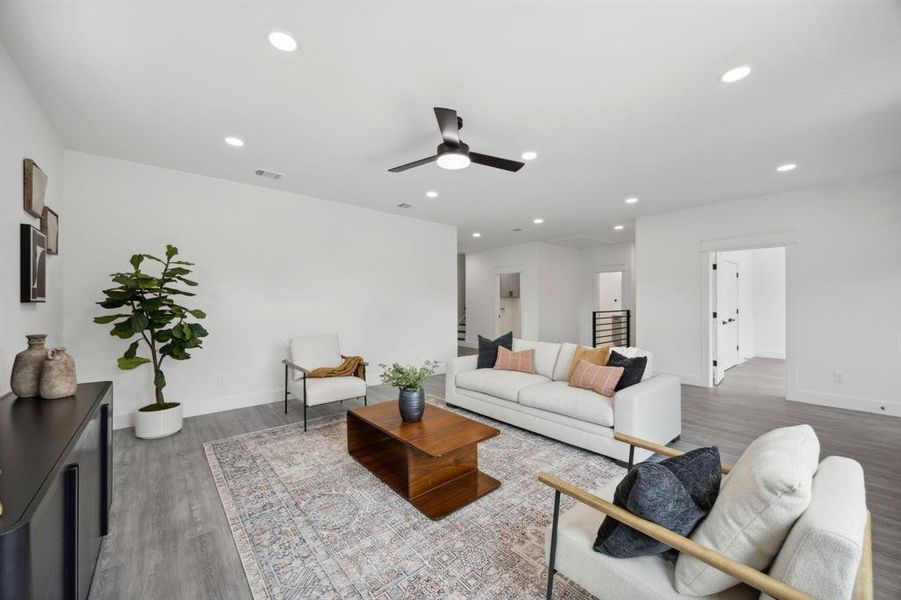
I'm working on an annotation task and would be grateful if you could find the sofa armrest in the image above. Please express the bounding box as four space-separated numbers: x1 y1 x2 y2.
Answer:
282 359 309 374
445 355 478 404
538 472 816 600
613 374 681 454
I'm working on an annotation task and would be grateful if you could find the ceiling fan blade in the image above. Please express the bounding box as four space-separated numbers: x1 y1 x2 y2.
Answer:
434 107 460 146
387 155 438 173
469 152 525 172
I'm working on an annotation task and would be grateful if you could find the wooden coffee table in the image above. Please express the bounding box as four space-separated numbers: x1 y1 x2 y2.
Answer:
347 401 501 520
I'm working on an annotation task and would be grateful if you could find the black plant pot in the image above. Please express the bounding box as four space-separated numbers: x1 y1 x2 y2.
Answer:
398 388 425 422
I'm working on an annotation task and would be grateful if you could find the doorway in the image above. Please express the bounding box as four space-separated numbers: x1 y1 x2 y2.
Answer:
596 271 624 311
496 272 522 337
711 247 786 388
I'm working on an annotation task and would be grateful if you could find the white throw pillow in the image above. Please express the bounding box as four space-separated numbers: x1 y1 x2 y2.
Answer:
675 424 820 596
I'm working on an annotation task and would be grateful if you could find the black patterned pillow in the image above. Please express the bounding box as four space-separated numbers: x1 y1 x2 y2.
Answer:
594 447 722 559
477 332 513 369
606 350 647 391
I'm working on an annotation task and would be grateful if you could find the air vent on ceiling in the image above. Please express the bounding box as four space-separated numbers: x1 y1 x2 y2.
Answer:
397 202 415 209
254 168 284 180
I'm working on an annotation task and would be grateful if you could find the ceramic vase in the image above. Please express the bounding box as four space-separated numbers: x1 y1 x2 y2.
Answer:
39 347 78 399
10 334 48 398
398 388 425 422
134 403 183 439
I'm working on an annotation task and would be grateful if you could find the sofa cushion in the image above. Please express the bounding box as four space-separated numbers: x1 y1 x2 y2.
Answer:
494 346 536 374
612 346 653 380
760 456 867 600
455 368 549 402
513 338 562 379
546 474 756 600
569 361 624 398
595 447 722 558
566 345 611 380
518 381 614 427
477 332 513 369
289 375 366 407
607 350 648 391
675 425 820 596
552 343 579 381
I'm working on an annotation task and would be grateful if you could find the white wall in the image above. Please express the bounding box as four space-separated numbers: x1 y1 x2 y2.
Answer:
577 242 634 347
465 243 539 344
751 247 786 359
636 172 901 416
537 242 579 343
0 41 65 394
62 151 457 428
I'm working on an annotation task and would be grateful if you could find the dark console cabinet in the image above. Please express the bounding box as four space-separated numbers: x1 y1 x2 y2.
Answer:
0 382 112 600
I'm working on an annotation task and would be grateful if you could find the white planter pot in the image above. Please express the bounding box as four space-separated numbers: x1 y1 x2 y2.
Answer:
134 403 183 439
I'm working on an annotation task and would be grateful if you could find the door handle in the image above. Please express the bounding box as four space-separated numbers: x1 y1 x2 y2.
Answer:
728 318 735 323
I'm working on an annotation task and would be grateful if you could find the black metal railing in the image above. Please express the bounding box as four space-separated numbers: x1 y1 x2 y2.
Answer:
592 309 630 348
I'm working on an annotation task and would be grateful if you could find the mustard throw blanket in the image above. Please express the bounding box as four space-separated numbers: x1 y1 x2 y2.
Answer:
309 355 365 379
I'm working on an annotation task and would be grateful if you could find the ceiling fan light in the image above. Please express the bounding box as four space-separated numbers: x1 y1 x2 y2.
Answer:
436 152 471 170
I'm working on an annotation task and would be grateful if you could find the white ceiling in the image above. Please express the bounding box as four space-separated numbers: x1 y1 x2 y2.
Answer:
2 1 900 252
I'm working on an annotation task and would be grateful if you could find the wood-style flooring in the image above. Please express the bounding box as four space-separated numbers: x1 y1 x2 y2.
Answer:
89 359 900 599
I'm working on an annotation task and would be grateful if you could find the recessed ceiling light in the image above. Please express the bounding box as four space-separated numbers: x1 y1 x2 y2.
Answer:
472 232 482 238
720 65 751 83
425 190 438 198
776 163 797 172
521 151 538 161
625 197 638 204
533 218 544 224
224 136 244 147
268 30 298 52
614 225 624 231
436 152 471 170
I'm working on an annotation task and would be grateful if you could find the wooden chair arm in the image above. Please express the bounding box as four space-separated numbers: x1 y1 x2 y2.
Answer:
281 359 309 374
614 432 732 474
538 472 814 600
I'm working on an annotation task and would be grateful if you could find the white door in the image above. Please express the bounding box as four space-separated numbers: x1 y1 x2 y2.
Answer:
596 271 623 311
715 260 740 384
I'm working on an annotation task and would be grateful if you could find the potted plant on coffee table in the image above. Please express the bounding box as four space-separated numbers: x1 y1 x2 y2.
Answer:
379 360 439 422
94 244 208 439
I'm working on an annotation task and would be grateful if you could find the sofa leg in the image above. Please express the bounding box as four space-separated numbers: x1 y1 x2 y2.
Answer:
627 445 635 470
546 489 561 599
363 394 368 406
303 377 307 432
284 363 288 415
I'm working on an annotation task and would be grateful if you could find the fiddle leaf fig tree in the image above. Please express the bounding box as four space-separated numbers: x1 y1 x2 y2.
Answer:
93 244 208 410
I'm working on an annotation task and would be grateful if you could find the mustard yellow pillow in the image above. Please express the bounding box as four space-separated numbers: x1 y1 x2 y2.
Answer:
567 345 610 380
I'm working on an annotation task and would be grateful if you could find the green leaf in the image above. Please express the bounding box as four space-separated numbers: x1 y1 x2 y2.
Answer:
130 254 144 270
112 274 138 289
98 299 127 309
139 297 166 312
111 319 135 339
164 267 191 277
171 325 184 340
154 369 167 390
131 311 150 332
188 309 206 319
176 276 198 287
117 356 151 370
154 329 173 343
142 254 165 264
104 288 135 300
189 323 209 338
162 287 196 296
182 323 193 340
124 341 140 359
165 244 178 259
169 260 195 265
93 314 126 324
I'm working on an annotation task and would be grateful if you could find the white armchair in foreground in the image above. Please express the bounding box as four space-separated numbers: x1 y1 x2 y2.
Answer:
282 334 368 431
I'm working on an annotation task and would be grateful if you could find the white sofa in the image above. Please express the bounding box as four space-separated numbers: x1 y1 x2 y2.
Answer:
445 339 681 463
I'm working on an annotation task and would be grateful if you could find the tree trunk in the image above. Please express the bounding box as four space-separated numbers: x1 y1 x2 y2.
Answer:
155 386 165 405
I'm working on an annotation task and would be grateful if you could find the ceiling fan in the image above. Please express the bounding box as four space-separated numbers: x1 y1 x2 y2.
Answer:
388 107 525 173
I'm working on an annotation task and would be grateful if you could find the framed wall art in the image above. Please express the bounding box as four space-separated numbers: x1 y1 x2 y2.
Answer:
23 159 48 218
20 224 47 303
41 207 60 255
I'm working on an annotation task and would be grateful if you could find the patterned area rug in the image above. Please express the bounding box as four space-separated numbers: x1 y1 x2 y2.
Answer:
204 398 623 599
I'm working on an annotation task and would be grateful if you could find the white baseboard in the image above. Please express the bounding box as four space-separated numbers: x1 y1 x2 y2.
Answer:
113 387 283 430
754 350 786 359
788 388 900 417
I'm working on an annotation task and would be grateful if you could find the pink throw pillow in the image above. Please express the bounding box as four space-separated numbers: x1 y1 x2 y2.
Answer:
569 360 624 397
493 346 536 374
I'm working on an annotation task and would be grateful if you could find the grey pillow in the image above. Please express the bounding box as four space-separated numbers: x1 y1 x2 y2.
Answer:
477 332 513 369
594 447 722 559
